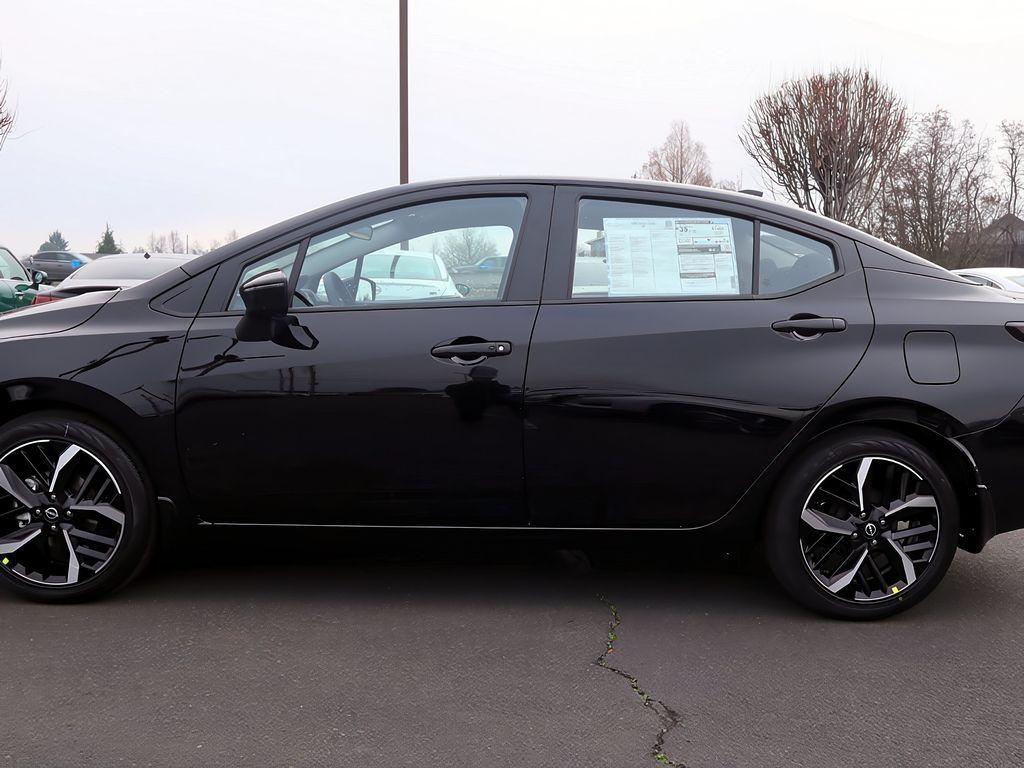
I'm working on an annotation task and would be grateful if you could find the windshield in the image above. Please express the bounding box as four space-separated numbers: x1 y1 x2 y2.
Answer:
0 248 28 282
69 257 184 281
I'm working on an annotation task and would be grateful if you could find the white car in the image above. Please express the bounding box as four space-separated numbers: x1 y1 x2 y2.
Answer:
314 250 468 303
952 267 1024 295
33 252 195 304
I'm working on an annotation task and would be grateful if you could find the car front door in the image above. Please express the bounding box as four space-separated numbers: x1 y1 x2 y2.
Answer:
524 186 874 528
176 185 552 525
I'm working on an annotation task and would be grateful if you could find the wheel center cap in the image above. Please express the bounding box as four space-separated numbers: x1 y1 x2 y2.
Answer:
43 507 60 522
863 522 878 538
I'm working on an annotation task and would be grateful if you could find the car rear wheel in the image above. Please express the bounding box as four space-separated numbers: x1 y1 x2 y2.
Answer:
0 413 156 602
765 429 959 620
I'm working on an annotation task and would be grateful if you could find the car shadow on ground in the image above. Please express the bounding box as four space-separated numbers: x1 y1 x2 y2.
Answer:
137 525 800 616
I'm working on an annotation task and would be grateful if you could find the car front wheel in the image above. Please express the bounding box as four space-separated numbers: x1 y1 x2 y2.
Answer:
765 429 959 620
0 413 156 602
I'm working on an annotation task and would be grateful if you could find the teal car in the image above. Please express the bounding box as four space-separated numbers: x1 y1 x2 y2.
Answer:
0 246 46 313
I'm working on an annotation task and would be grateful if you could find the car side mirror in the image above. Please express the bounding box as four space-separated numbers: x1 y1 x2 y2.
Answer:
235 269 316 351
240 269 290 317
31 270 47 289
455 283 472 297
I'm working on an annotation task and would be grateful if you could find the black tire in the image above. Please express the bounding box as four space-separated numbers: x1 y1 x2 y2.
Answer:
764 428 958 620
0 412 157 602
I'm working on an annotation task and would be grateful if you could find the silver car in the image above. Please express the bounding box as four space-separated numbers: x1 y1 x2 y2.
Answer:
952 267 1024 295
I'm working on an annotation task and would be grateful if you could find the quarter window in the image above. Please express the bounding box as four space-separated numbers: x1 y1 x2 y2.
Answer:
758 224 837 294
572 199 754 298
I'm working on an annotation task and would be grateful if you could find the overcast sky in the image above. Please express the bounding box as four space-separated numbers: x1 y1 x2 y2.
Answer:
0 0 1021 255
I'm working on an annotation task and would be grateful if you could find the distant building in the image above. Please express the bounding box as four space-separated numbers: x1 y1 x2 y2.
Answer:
984 214 1024 267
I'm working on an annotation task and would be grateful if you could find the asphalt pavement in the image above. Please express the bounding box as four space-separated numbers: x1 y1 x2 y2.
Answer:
2 525 1022 768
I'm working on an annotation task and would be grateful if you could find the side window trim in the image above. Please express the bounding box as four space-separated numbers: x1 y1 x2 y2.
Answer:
752 220 761 296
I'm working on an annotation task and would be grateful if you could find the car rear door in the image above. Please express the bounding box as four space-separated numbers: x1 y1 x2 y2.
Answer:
524 185 873 528
176 184 552 526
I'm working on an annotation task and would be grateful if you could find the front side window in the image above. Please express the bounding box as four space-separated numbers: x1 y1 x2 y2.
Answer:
0 248 28 282
572 199 754 298
295 196 526 308
758 224 837 294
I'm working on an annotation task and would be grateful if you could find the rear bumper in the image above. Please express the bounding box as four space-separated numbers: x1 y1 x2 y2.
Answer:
958 482 996 553
959 420 1024 547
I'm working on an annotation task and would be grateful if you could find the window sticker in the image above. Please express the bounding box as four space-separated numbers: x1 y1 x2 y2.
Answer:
602 216 739 296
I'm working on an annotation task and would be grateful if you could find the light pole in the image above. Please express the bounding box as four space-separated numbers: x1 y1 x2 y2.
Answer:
399 0 408 184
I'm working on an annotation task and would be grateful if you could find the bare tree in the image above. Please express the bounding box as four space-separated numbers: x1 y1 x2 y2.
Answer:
436 229 498 267
873 109 999 268
999 120 1024 218
0 61 14 155
636 121 713 186
146 232 167 252
741 69 907 227
166 230 184 253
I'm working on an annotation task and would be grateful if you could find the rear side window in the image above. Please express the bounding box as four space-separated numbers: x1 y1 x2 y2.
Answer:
758 225 837 294
572 199 754 298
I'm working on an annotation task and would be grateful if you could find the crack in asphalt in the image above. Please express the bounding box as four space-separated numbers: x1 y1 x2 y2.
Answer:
595 595 688 768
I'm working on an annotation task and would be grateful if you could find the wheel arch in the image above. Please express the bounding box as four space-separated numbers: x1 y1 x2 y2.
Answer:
727 399 993 553
0 378 188 530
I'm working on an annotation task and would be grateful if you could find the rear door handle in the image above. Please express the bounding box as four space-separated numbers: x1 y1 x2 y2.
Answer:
431 340 512 365
771 316 847 339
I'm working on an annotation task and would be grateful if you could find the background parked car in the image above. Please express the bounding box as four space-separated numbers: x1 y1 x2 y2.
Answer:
304 249 467 305
952 268 1024 295
32 252 194 305
449 254 508 295
0 245 46 313
21 251 92 283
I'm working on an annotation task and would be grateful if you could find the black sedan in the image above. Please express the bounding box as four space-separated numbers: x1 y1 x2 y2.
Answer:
0 178 1018 618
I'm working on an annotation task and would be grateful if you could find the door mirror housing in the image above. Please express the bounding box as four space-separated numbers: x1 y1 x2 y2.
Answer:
240 269 290 317
31 270 47 288
235 269 317 350
455 283 472 297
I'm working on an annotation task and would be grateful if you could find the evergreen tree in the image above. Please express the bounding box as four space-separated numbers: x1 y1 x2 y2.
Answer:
96 224 122 255
39 230 69 252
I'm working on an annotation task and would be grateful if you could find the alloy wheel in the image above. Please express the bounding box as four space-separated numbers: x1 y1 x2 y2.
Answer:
799 456 940 603
0 439 125 587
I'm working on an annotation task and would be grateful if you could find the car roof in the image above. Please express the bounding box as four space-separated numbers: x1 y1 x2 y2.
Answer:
182 176 930 277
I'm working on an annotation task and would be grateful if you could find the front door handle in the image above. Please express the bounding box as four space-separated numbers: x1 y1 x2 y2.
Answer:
431 340 512 365
771 316 847 340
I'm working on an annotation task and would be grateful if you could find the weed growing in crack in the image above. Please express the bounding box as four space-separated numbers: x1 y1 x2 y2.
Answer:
595 595 688 768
